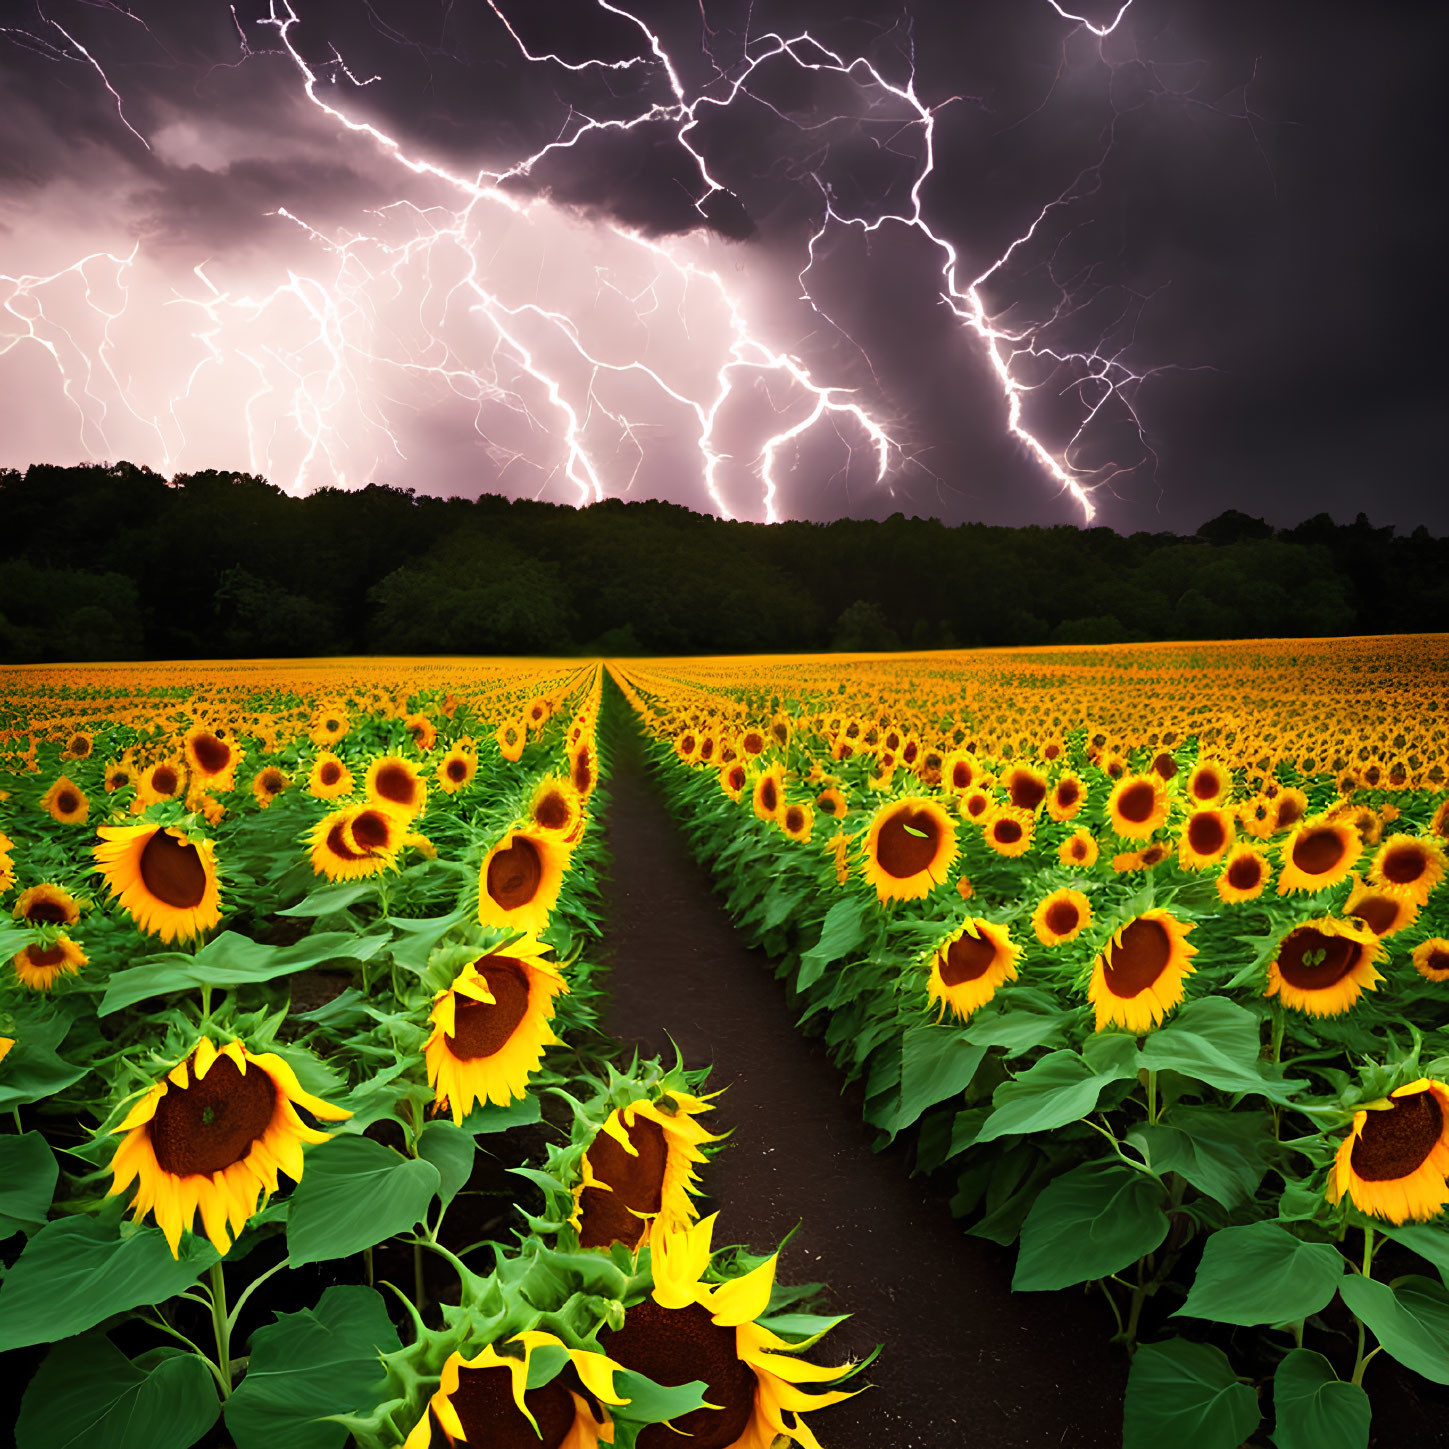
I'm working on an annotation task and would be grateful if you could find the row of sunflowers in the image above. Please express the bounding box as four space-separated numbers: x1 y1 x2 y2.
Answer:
0 658 863 1449
610 640 1449 1449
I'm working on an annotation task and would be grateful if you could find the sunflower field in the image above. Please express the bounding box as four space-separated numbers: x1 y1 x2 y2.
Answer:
0 659 865 1449
612 635 1449 1449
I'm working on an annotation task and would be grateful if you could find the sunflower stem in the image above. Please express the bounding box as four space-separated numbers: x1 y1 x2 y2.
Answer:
412 1241 427 1318
227 1256 289 1335
364 1244 374 1287
1145 1069 1159 1126
209 1261 233 1397
200 983 213 1021
1348 1226 1377 1387
1098 1280 1125 1337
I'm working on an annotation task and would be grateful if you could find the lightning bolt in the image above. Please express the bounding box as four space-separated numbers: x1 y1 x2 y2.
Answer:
0 0 1240 523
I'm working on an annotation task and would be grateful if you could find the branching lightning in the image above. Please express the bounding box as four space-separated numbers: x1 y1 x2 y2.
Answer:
0 0 1218 523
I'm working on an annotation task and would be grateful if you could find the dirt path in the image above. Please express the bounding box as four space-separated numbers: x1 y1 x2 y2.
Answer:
598 709 1127 1449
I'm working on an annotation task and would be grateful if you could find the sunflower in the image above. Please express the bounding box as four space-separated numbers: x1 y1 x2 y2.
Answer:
365 755 426 821
572 1091 717 1251
1088 909 1198 1032
983 806 1033 858
251 766 288 809
751 764 785 824
479 828 571 935
108 1037 350 1256
1107 773 1170 840
403 712 437 752
1185 760 1231 807
816 786 846 819
62 731 93 761
926 918 1019 1021
307 751 354 800
496 720 527 764
569 739 597 797
740 727 767 759
1412 938 1449 983
1032 888 1091 947
103 758 134 794
12 937 87 991
1265 917 1385 1017
42 776 89 825
1277 817 1362 895
719 762 748 803
1178 808 1236 870
135 759 187 808
308 704 350 748
1368 834 1446 906
606 1213 857 1449
94 823 222 943
1326 1080 1449 1224
529 776 583 839
400 1334 623 1449
1046 772 1086 823
1112 841 1174 874
435 743 477 795
828 832 851 885
1001 763 1049 813
1270 788 1309 834
1058 828 1099 869
0 1036 12 1065
1216 843 1271 903
779 801 814 844
959 786 994 823
675 730 702 766
526 695 553 729
183 726 240 791
861 797 957 903
941 749 980 794
307 804 404 882
13 882 81 928
1342 875 1419 938
425 938 567 1125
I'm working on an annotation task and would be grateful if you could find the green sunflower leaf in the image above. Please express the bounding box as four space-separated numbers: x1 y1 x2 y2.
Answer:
975 1044 1138 1145
416 1120 474 1208
1175 1222 1345 1326
0 1012 88 1111
868 1025 987 1139
1137 997 1296 1099
0 1131 59 1237
1013 1160 1169 1291
16 1336 219 1449
1336 1274 1449 1385
285 1136 441 1266
797 898 867 991
1122 1337 1260 1449
1127 1107 1271 1211
223 1285 402 1449
1378 1222 1449 1288
1270 1349 1371 1449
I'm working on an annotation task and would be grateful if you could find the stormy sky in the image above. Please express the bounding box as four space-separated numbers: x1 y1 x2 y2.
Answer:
0 0 1441 533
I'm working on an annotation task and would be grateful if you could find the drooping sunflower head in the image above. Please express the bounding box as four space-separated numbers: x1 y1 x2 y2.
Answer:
1107 773 1171 841
1412 938 1449 984
365 755 427 821
401 1334 622 1449
861 796 958 903
403 712 437 752
1178 808 1236 870
1047 771 1086 823
1368 834 1446 906
1343 875 1419 938
251 766 288 809
1216 842 1272 903
183 725 240 788
927 917 1019 1021
435 743 478 795
571 1091 718 1252
13 882 82 928
983 805 1034 859
12 937 87 991
1088 908 1197 1033
1058 827 1099 869
1265 917 1385 1017
307 751 354 800
529 776 583 839
1032 888 1092 947
479 827 571 935
108 1036 349 1256
1277 817 1362 895
93 825 222 944
1327 1080 1449 1224
42 775 89 825
425 937 567 1126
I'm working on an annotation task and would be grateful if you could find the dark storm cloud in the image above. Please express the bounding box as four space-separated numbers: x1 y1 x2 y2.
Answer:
0 0 1442 531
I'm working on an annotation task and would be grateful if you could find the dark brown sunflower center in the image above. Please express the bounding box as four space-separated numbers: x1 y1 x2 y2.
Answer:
446 959 530 1061
727 767 746 792
150 1055 276 1177
25 943 67 967
373 762 417 807
1352 895 1401 936
319 761 343 786
875 808 942 878
1116 781 1157 824
139 831 208 909
605 1300 757 1449
819 792 840 815
1055 779 1080 807
191 732 231 775
446 759 468 782
992 818 1024 845
1151 752 1178 779
325 718 340 732
1350 1090 1444 1182
25 899 69 924
577 1115 668 1250
1009 774 1047 811
1187 813 1227 855
1103 918 1172 998
1292 828 1348 876
326 822 367 861
1225 854 1263 890
758 778 778 813
69 735 90 755
1191 771 1220 801
487 837 544 910
742 732 764 755
56 790 80 814
784 806 806 833
1044 899 1081 936
572 748 593 793
1275 796 1305 829
1421 946 1449 976
350 810 393 852
259 769 284 794
951 762 973 790
1276 927 1360 990
940 931 997 985
535 791 569 830
1381 844 1428 884
448 1361 576 1449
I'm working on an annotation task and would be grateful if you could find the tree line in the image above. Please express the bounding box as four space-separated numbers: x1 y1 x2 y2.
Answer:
0 462 1443 662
